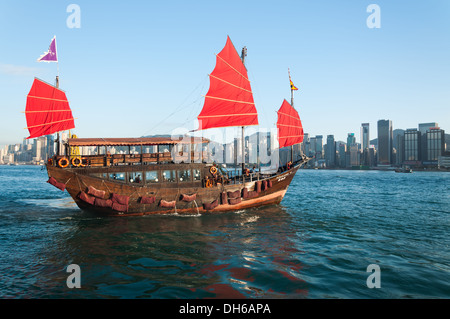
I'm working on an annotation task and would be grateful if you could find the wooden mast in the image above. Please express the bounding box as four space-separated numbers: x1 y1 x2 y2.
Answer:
290 78 294 164
55 75 60 156
241 46 247 180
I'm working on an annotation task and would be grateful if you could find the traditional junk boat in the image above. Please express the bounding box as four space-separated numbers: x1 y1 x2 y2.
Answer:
26 36 309 216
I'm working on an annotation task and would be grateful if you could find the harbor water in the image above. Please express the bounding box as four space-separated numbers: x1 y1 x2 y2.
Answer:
0 165 449 299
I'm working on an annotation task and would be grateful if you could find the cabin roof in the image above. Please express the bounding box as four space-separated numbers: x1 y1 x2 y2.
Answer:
67 137 209 147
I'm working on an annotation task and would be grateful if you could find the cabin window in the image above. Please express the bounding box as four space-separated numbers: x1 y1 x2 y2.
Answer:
129 172 142 184
162 170 176 183
91 172 107 179
145 171 159 183
109 172 125 182
193 169 201 181
178 169 191 182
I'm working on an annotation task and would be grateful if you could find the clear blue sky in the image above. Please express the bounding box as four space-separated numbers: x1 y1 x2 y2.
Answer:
1 0 449 147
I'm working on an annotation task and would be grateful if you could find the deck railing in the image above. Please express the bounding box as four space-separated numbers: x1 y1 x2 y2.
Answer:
52 151 209 168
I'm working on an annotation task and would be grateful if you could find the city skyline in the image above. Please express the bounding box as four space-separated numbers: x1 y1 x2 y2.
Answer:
2 118 447 168
1 1 449 147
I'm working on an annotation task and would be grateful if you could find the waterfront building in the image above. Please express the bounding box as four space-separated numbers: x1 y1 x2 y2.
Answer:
438 151 450 169
424 127 445 167
404 128 421 167
315 135 323 160
360 123 370 167
347 133 356 146
326 135 336 168
369 146 377 167
377 119 393 165
361 123 370 150
349 143 360 167
396 132 405 166
419 122 438 162
309 137 316 158
338 143 346 168
393 129 405 162
302 133 310 157
419 123 439 135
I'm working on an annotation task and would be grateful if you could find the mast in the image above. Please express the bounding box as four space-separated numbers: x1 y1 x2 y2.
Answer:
196 36 258 178
241 46 247 178
290 80 294 164
55 75 60 156
288 69 298 164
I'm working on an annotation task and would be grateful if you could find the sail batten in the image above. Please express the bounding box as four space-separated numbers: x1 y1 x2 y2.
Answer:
199 113 258 118
203 95 255 104
277 99 304 148
197 36 258 130
215 54 250 82
25 77 75 139
208 74 252 93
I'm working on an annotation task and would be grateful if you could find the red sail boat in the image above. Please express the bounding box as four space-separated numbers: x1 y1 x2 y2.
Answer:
31 36 309 216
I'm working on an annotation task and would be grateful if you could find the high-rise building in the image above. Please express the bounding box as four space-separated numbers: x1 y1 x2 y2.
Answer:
377 119 393 165
338 143 346 168
361 123 370 150
404 129 421 166
315 135 323 159
418 123 438 161
418 122 439 135
396 132 405 166
349 143 360 166
326 135 336 167
347 133 356 146
302 133 310 157
393 129 405 153
361 123 371 167
425 127 445 166
309 137 316 158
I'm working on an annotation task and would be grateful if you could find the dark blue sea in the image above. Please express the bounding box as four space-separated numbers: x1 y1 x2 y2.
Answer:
0 165 449 300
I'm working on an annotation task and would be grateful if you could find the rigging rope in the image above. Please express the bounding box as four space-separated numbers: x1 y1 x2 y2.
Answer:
141 75 208 137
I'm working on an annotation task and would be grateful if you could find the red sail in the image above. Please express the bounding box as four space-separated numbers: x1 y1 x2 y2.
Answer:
277 99 304 148
197 36 258 130
25 78 75 139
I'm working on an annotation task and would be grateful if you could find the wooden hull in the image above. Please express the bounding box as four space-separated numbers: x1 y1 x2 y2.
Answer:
46 162 302 216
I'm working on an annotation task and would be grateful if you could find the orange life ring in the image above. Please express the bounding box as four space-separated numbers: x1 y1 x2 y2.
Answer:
210 166 218 175
72 157 82 167
58 157 69 168
205 179 213 188
244 168 250 176
80 157 88 167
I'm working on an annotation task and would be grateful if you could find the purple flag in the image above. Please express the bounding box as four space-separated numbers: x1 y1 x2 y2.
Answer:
37 36 57 62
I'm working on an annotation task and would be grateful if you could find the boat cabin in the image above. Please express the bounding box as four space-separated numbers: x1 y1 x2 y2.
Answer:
50 136 272 189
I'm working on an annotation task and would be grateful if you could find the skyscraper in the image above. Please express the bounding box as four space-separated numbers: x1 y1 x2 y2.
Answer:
418 122 439 135
425 127 445 164
326 135 336 167
396 132 405 166
361 123 370 166
315 135 323 160
404 129 421 165
347 133 355 146
419 122 439 162
338 143 346 168
377 119 393 165
361 123 370 150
